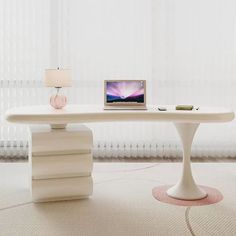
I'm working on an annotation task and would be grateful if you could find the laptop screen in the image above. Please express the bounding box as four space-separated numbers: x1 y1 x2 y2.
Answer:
105 80 145 104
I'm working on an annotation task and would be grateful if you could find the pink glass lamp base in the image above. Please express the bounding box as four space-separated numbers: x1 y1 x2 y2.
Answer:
50 94 67 109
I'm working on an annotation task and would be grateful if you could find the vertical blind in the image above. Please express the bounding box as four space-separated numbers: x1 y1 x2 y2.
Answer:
151 0 236 158
0 0 50 158
0 0 236 159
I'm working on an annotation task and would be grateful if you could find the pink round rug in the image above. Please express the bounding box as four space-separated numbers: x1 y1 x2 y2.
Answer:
152 185 223 206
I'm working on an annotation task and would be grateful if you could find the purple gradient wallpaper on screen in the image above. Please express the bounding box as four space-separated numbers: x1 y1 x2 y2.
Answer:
106 81 144 103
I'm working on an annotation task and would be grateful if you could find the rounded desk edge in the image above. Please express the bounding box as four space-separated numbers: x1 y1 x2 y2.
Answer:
5 105 235 125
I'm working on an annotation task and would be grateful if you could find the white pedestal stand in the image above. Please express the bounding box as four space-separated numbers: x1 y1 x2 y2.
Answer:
167 123 207 200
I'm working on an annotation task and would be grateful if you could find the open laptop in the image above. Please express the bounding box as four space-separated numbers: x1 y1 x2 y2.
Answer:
104 80 147 110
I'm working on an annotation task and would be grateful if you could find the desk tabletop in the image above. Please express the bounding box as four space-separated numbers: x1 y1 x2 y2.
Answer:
5 105 235 125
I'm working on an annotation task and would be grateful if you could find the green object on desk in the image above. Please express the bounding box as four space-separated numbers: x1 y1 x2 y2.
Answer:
176 105 194 110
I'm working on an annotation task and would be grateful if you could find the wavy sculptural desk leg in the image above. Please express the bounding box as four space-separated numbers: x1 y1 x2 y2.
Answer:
167 123 207 200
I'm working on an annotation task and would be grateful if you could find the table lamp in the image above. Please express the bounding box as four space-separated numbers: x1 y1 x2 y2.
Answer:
44 68 72 109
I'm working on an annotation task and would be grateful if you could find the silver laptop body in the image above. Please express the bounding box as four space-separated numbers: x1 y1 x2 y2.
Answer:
104 80 147 110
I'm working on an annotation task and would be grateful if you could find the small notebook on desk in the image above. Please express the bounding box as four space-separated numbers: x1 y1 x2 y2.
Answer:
175 105 194 110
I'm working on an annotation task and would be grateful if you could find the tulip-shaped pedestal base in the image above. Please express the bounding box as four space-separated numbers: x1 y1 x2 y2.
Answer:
167 123 207 200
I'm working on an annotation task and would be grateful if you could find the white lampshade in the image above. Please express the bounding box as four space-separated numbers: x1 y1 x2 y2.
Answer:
44 69 72 87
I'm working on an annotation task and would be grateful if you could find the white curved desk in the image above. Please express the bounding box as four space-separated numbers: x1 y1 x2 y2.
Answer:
5 105 235 200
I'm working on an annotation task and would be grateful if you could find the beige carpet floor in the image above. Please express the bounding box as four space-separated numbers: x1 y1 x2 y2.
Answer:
0 162 236 236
